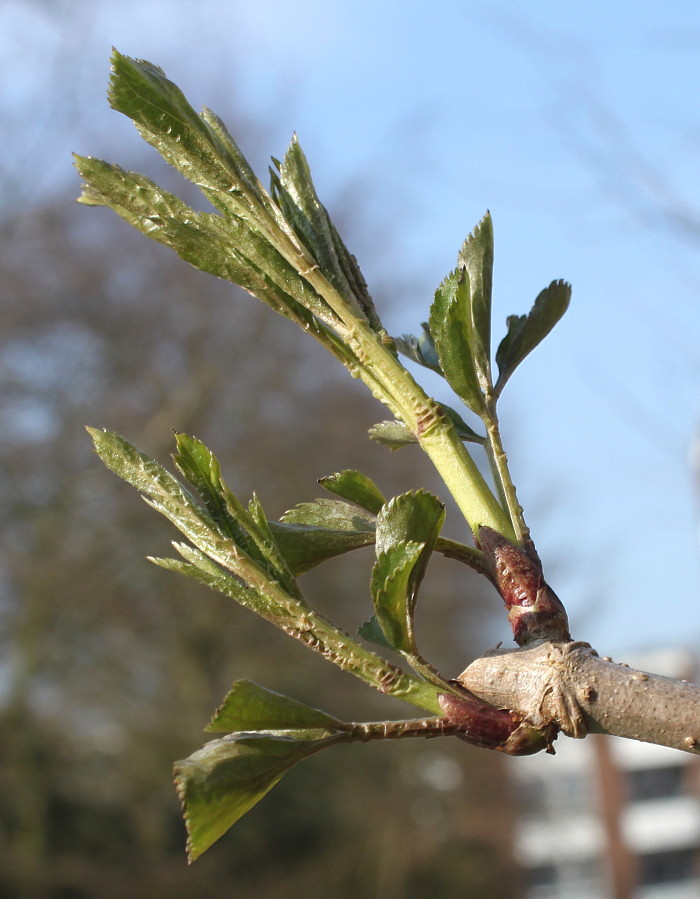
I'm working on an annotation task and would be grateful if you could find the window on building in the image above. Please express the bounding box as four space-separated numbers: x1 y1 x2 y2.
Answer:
638 847 698 885
627 765 685 802
526 862 557 889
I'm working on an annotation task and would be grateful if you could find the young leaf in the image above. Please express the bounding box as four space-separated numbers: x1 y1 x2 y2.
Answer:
429 269 485 414
440 404 486 445
318 469 386 514
368 420 419 450
173 433 300 598
88 428 310 624
73 156 339 331
371 491 446 652
376 491 445 595
494 279 571 396
281 498 376 532
394 323 442 374
87 427 217 544
375 491 445 558
371 542 425 653
107 50 279 232
457 212 494 391
369 406 485 451
149 553 290 618
267 520 375 574
175 733 338 862
206 680 344 733
271 137 381 329
357 615 396 650
172 432 247 545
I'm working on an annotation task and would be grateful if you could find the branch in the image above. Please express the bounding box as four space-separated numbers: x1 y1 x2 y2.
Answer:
456 641 700 754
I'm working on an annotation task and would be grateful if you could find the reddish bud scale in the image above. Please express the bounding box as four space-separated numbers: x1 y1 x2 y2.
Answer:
477 526 571 645
438 691 553 756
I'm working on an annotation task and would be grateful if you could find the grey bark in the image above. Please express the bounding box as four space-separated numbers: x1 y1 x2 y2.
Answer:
456 640 700 754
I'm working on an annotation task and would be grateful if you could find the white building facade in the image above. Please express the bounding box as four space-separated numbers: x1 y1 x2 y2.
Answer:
512 649 700 898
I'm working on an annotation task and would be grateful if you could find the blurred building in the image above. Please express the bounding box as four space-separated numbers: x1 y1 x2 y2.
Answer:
512 648 700 898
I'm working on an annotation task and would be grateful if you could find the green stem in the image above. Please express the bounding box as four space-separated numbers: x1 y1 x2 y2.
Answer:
405 653 456 693
435 537 489 576
482 402 530 544
346 322 516 540
183 555 445 714
345 717 464 742
277 609 446 714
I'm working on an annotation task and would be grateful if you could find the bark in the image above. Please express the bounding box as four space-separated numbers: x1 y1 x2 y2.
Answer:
455 640 700 755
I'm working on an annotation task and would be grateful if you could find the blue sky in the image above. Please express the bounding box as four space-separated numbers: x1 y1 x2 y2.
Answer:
4 0 699 658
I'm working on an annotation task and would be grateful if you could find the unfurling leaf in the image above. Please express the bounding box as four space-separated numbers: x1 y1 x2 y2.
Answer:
429 269 485 414
358 615 396 650
376 491 445 597
271 138 382 330
371 542 425 653
318 469 386 514
370 403 485 450
206 680 344 733
172 433 300 598
375 491 445 559
368 420 419 450
273 496 377 572
457 211 494 391
371 491 445 652
394 323 442 374
494 279 571 396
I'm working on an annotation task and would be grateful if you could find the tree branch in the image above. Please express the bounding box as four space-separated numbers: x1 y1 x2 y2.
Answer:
455 641 700 754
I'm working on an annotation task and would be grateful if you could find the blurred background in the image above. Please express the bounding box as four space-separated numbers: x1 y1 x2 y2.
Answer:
1 1 699 896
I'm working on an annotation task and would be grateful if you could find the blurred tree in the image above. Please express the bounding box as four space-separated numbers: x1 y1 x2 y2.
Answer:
0 191 519 896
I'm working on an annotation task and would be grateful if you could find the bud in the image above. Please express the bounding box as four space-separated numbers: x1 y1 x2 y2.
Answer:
438 690 555 756
477 526 571 645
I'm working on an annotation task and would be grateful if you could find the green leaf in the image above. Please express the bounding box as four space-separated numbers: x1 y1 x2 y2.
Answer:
175 733 337 862
494 279 572 396
368 420 418 450
73 155 337 330
394 323 442 374
371 542 425 653
369 407 484 451
375 491 445 558
281 498 376 532
247 493 302 596
87 426 216 544
107 50 280 231
376 491 445 594
371 491 445 652
271 137 382 329
318 469 386 514
457 212 494 391
79 53 349 334
172 433 300 598
88 428 306 622
172 433 247 544
429 269 485 414
149 551 289 616
358 615 397 651
268 520 375 574
206 680 344 733
440 405 486 445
